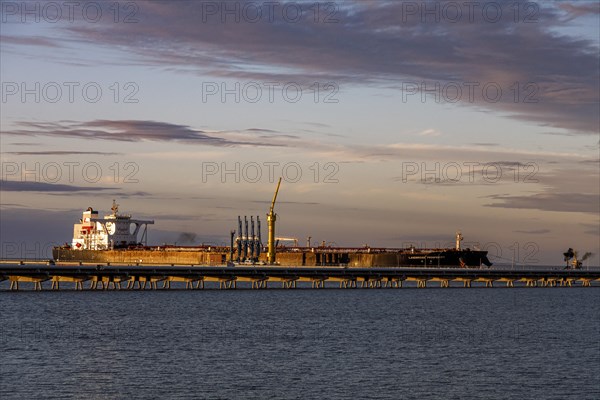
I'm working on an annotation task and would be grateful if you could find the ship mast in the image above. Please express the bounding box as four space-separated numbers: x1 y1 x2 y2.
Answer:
111 199 119 216
455 231 463 250
267 177 282 264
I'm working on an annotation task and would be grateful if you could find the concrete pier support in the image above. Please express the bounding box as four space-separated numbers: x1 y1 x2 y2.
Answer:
340 279 357 288
525 279 537 287
360 279 381 288
281 280 297 289
417 280 427 288
542 279 558 287
560 279 573 287
251 279 267 289
282 280 297 289
311 279 325 289
386 279 401 288
440 280 449 288
220 279 236 289
128 279 149 290
367 280 382 288
105 281 120 290
8 275 48 290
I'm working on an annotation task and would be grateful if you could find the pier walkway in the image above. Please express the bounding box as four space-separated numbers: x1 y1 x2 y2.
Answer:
1 264 599 290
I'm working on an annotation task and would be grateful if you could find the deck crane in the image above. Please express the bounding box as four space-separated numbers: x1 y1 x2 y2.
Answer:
267 177 282 264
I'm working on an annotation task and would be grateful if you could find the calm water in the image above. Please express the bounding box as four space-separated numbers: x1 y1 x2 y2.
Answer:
1 288 598 399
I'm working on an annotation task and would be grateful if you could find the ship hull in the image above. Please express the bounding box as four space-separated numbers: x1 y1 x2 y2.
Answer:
53 247 491 268
52 248 228 265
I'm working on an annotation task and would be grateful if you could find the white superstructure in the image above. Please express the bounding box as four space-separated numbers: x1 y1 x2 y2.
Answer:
71 200 154 250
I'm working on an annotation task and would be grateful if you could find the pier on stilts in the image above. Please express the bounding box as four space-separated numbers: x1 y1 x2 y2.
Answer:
1 264 598 291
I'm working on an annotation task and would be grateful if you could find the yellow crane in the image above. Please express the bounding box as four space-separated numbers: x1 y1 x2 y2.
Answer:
267 177 282 264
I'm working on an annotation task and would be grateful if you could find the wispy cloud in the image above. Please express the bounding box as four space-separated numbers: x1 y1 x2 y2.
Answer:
2 151 122 156
0 180 110 192
558 2 600 21
513 229 551 234
4 119 594 167
484 166 599 214
20 0 594 134
418 129 441 137
486 192 598 214
4 120 287 147
0 35 60 48
582 223 600 236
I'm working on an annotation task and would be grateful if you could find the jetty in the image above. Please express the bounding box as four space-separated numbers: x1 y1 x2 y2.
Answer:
0 264 598 290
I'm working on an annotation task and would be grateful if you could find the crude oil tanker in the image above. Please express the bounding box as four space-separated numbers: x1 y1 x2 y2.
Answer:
52 198 492 268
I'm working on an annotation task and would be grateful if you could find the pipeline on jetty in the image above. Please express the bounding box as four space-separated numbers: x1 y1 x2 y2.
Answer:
1 265 599 290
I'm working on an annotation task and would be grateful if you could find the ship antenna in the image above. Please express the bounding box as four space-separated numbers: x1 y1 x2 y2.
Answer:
111 199 119 216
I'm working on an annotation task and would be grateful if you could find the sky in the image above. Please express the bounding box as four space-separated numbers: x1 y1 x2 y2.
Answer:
0 0 598 266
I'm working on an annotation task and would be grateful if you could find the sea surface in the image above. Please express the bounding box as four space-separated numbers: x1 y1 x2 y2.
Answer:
0 288 598 399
